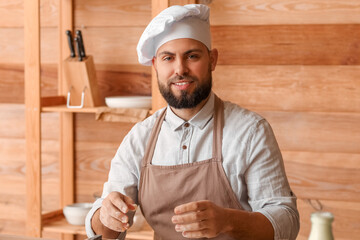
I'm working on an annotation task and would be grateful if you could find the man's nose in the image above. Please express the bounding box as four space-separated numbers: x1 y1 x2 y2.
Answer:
174 58 188 76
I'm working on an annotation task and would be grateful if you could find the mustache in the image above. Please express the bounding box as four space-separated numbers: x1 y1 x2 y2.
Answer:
169 75 198 83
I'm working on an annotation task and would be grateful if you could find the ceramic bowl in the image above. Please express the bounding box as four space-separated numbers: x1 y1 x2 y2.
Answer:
63 202 93 225
105 96 152 109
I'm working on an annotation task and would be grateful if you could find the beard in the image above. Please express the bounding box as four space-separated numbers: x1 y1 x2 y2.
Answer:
157 67 212 109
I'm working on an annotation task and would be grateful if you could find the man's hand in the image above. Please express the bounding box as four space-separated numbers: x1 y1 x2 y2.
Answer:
171 200 231 238
92 191 137 238
171 200 274 239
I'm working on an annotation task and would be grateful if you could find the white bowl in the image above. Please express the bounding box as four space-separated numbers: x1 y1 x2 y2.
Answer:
63 203 92 225
105 96 152 109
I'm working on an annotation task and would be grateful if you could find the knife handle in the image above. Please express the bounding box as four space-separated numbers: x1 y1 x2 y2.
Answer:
74 37 83 61
76 30 86 58
65 30 75 58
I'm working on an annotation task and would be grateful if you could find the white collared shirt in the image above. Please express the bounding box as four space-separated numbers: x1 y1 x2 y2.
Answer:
86 92 299 240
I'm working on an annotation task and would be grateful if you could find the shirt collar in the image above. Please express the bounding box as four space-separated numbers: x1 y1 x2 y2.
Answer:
165 92 215 131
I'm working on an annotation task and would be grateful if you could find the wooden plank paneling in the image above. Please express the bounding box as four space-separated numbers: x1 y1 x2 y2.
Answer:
0 0 24 27
212 24 360 65
297 199 360 240
283 151 360 170
282 151 360 201
4 24 359 65
2 26 142 68
0 104 25 138
74 110 360 154
0 64 24 103
0 219 26 236
0 139 58 178
0 28 58 64
0 28 24 63
170 0 197 6
260 111 360 154
0 104 58 141
75 142 117 202
40 65 59 98
1 1 359 239
76 182 104 203
0 177 25 195
79 27 144 65
0 64 58 103
75 113 134 142
3 110 360 197
74 0 151 27
203 0 360 25
0 103 60 235
39 0 58 27
95 64 151 98
0 194 25 220
0 64 150 103
75 141 118 181
73 143 360 206
0 178 60 208
0 139 60 231
5 0 359 28
0 0 58 28
0 139 26 176
213 65 360 112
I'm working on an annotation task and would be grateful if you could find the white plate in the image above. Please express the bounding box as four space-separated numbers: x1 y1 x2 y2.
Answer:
105 96 152 109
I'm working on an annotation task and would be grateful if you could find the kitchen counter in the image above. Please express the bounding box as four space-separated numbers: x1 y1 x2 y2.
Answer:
0 235 52 240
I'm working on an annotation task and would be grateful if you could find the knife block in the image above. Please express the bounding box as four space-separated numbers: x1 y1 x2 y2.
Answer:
63 55 104 108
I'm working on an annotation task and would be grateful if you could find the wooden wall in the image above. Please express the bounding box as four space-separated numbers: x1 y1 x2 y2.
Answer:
208 0 360 239
0 0 359 239
0 0 151 237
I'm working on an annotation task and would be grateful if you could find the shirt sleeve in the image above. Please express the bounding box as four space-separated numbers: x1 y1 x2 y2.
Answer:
85 127 143 239
245 119 300 240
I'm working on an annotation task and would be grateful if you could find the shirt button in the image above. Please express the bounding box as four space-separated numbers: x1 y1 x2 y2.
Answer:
182 145 187 150
184 123 190 127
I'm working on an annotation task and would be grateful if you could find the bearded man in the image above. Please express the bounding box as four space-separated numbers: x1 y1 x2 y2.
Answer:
86 4 299 240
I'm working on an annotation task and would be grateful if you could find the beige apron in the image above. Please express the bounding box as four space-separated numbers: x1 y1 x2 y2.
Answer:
138 95 242 240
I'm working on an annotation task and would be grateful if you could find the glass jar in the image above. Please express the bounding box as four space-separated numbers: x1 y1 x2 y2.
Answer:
308 212 334 240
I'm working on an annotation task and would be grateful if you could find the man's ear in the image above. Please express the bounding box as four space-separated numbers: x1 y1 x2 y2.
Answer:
152 57 157 71
209 48 218 71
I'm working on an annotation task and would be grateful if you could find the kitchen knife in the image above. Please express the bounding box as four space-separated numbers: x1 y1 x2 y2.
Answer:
76 30 86 58
74 37 83 61
65 30 75 58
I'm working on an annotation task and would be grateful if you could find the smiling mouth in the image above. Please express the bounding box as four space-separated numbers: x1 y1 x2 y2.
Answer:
173 81 191 86
171 80 193 91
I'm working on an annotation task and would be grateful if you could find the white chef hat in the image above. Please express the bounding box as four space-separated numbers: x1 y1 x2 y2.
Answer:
137 4 211 66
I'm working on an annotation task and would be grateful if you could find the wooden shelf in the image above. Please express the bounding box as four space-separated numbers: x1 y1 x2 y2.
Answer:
42 216 153 239
41 105 151 123
43 217 86 235
25 0 166 238
41 105 102 113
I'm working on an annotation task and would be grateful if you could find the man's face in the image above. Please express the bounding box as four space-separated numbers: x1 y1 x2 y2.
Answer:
152 38 218 109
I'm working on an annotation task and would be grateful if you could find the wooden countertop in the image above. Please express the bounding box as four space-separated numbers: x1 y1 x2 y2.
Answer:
0 235 52 240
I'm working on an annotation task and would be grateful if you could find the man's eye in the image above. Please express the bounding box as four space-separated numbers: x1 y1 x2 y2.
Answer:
188 54 199 59
162 56 172 61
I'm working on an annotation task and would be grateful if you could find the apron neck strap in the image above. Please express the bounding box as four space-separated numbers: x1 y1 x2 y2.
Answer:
213 94 224 161
142 108 167 166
